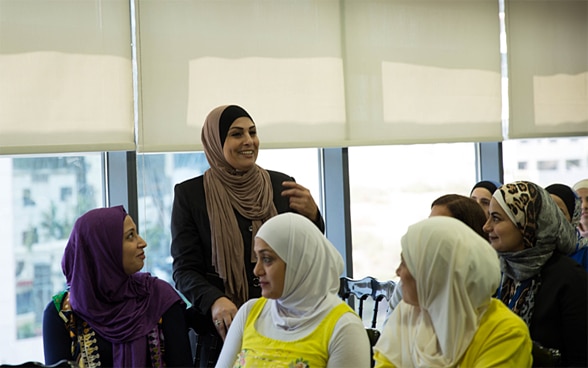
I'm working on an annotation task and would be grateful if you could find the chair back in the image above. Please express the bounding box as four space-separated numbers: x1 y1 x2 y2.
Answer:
338 276 396 367
338 276 395 328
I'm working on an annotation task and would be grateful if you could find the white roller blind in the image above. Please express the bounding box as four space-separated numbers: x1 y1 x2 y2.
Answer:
0 0 135 155
507 0 588 138
344 0 502 145
5 1 585 154
138 0 345 152
137 0 502 152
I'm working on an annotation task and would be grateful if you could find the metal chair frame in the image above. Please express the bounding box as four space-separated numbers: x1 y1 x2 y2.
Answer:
338 276 396 367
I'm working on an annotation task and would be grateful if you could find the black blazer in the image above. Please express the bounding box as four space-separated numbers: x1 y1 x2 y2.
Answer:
170 170 325 321
530 252 587 367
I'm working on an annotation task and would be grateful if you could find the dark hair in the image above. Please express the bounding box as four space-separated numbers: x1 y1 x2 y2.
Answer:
545 183 576 220
470 180 502 196
431 194 489 241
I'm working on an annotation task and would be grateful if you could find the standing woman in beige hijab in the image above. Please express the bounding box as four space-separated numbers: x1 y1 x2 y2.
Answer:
170 105 325 367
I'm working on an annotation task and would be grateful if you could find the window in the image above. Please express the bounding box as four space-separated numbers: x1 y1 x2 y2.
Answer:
22 189 35 207
537 160 558 171
503 137 588 186
136 152 210 283
566 159 581 170
1 154 103 363
348 143 477 284
60 187 73 202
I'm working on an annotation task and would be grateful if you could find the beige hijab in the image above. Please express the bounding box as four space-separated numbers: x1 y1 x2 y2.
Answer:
201 105 277 306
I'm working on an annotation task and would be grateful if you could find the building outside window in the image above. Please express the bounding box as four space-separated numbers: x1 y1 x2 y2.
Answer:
0 154 103 363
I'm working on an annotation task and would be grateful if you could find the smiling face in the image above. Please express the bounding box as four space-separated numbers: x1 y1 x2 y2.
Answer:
122 215 147 275
396 254 418 306
222 117 259 173
253 238 286 299
483 198 525 252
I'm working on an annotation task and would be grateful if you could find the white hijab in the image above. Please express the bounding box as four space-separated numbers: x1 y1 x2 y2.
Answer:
374 216 501 368
255 212 344 331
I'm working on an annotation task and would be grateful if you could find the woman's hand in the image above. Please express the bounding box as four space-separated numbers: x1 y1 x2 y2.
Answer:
281 181 319 223
211 297 238 341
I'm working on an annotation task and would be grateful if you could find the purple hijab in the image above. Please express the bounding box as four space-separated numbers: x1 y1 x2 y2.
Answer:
62 206 181 367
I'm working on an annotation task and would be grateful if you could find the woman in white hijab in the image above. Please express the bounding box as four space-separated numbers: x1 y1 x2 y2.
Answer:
216 213 370 368
374 216 532 368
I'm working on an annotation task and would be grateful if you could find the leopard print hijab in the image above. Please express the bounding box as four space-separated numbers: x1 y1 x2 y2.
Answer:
493 181 576 325
493 181 575 280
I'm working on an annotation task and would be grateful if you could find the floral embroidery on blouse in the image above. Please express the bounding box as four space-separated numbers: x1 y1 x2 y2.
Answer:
289 357 310 368
234 349 311 368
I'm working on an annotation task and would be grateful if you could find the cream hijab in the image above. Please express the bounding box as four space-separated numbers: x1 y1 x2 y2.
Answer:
375 216 501 368
255 213 344 331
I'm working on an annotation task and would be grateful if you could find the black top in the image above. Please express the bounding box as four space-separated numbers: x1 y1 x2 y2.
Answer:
530 252 587 367
42 300 193 367
170 170 325 320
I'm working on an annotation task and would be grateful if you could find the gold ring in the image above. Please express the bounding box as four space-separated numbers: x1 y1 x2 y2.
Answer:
214 319 222 326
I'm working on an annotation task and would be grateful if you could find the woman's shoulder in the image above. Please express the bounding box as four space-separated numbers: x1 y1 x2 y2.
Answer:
234 298 263 320
537 254 587 304
244 297 263 309
484 299 527 328
543 252 587 280
48 290 69 312
473 299 531 347
266 170 294 182
43 298 61 319
151 277 185 298
334 306 366 328
465 299 533 368
175 174 205 189
173 175 206 204
569 246 588 271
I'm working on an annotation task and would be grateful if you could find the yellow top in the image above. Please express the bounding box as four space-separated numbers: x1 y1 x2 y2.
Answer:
233 297 353 368
374 299 532 368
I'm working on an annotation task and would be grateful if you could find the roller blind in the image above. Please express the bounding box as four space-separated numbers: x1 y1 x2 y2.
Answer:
0 0 135 155
507 0 588 138
4 1 584 155
137 0 502 152
343 0 502 145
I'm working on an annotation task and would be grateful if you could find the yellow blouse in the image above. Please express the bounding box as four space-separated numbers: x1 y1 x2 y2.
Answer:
233 297 353 368
374 299 532 368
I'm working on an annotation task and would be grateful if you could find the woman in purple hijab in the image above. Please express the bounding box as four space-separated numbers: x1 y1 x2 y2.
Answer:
42 206 193 367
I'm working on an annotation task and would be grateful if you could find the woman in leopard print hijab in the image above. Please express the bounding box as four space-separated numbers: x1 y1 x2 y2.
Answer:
483 181 587 367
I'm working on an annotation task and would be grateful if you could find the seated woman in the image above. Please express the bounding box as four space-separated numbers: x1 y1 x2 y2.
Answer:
374 217 532 368
385 194 489 317
43 206 193 367
545 183 587 270
429 194 489 240
485 181 587 367
215 213 370 368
